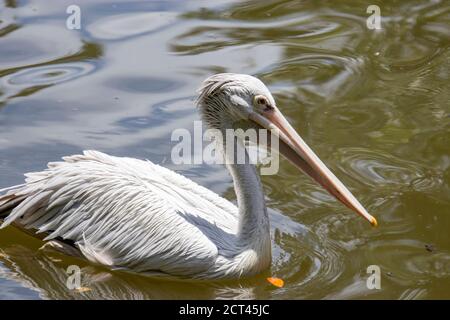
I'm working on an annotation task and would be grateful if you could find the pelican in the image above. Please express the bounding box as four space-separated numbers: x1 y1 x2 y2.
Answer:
0 74 376 280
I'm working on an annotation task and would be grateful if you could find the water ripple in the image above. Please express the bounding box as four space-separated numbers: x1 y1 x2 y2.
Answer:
0 24 84 70
367 239 450 285
3 62 95 87
263 54 366 101
87 12 177 40
335 147 428 188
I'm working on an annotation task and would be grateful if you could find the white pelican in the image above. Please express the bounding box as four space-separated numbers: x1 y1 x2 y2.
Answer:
0 73 376 280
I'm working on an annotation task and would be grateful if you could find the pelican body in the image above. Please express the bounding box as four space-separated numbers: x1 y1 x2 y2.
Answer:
0 74 376 280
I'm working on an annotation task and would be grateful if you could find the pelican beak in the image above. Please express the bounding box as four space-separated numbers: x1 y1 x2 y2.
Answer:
248 108 377 227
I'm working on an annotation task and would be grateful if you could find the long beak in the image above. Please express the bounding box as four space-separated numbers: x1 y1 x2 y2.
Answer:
248 108 377 227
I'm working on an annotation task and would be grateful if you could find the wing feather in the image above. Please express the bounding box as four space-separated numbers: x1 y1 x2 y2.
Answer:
0 150 239 277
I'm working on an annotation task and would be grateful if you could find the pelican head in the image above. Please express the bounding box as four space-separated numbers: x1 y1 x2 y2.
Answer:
197 73 377 227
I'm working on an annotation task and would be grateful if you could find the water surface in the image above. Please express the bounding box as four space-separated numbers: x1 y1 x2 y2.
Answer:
0 0 449 299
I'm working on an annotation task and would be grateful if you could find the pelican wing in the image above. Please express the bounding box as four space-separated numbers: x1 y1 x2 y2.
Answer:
0 151 238 277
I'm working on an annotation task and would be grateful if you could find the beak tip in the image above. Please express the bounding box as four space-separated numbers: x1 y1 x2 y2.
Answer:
370 216 378 227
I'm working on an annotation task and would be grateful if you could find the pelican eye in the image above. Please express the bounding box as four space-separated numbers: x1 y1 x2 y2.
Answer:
254 95 273 111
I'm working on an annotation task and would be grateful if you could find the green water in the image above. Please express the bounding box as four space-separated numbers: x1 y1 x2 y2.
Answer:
0 0 449 299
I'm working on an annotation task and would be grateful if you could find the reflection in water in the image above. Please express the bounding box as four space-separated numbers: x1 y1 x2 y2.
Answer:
0 24 87 70
0 0 449 299
0 245 258 299
0 211 311 300
87 12 177 40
